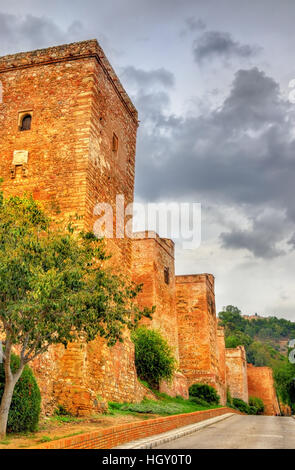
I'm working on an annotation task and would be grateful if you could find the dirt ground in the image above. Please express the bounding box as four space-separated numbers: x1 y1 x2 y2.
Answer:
0 412 159 449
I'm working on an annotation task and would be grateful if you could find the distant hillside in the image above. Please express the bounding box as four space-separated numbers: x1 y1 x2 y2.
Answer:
219 306 295 353
242 314 295 353
218 305 295 410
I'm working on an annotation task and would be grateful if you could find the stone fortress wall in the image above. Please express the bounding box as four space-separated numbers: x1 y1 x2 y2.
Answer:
0 40 281 416
225 347 249 403
247 364 280 415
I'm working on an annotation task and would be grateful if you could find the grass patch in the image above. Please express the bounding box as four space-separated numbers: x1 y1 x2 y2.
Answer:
137 378 151 389
108 394 220 417
54 431 87 440
50 415 81 424
37 430 86 445
0 439 11 445
38 436 52 443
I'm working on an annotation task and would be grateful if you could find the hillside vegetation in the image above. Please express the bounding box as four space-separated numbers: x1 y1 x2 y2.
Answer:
218 305 295 411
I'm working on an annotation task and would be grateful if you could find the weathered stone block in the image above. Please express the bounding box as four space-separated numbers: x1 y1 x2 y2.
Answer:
160 372 189 399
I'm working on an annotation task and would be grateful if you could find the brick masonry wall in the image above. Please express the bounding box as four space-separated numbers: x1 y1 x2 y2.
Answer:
159 372 189 399
247 364 280 415
225 347 248 403
175 274 226 404
0 40 147 415
34 407 241 449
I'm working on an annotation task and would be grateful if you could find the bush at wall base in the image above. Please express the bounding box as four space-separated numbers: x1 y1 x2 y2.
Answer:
0 353 41 433
232 397 264 415
189 383 220 405
249 396 265 415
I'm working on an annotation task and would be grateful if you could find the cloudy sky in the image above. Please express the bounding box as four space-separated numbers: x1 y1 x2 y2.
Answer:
1 0 295 319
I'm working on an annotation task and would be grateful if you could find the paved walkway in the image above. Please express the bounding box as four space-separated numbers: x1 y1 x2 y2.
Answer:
155 414 295 449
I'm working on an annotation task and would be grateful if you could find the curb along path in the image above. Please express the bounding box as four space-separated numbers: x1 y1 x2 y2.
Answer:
33 407 241 449
115 413 235 449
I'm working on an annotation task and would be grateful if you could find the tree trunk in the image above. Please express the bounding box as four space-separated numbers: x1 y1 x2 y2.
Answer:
0 361 24 439
0 378 15 438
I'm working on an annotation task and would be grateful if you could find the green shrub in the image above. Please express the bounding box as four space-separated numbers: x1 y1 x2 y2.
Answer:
0 353 41 433
189 383 220 404
248 405 258 415
54 404 71 416
189 396 209 407
39 436 52 443
232 397 265 415
232 398 251 414
249 396 265 415
108 401 125 411
131 327 176 388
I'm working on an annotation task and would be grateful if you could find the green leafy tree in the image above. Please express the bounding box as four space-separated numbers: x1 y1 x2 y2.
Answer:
132 327 176 389
225 331 253 349
274 360 295 407
219 306 295 344
218 305 246 334
0 192 152 437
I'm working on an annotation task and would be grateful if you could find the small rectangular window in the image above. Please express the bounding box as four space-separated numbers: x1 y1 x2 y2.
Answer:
18 111 33 131
112 133 118 153
164 267 170 285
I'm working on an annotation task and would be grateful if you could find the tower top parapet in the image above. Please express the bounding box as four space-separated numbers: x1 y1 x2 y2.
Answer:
0 39 137 121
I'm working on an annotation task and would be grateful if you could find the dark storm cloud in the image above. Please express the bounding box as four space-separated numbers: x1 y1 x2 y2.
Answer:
131 66 294 203
193 30 260 63
0 12 84 55
186 17 206 32
121 65 295 258
220 211 288 259
121 66 175 90
221 230 282 258
287 233 295 250
180 17 206 36
121 66 176 125
220 68 285 128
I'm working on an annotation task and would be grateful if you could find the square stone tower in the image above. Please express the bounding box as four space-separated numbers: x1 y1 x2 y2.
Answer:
0 40 144 415
131 232 188 398
131 231 179 360
175 274 225 402
0 39 138 269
